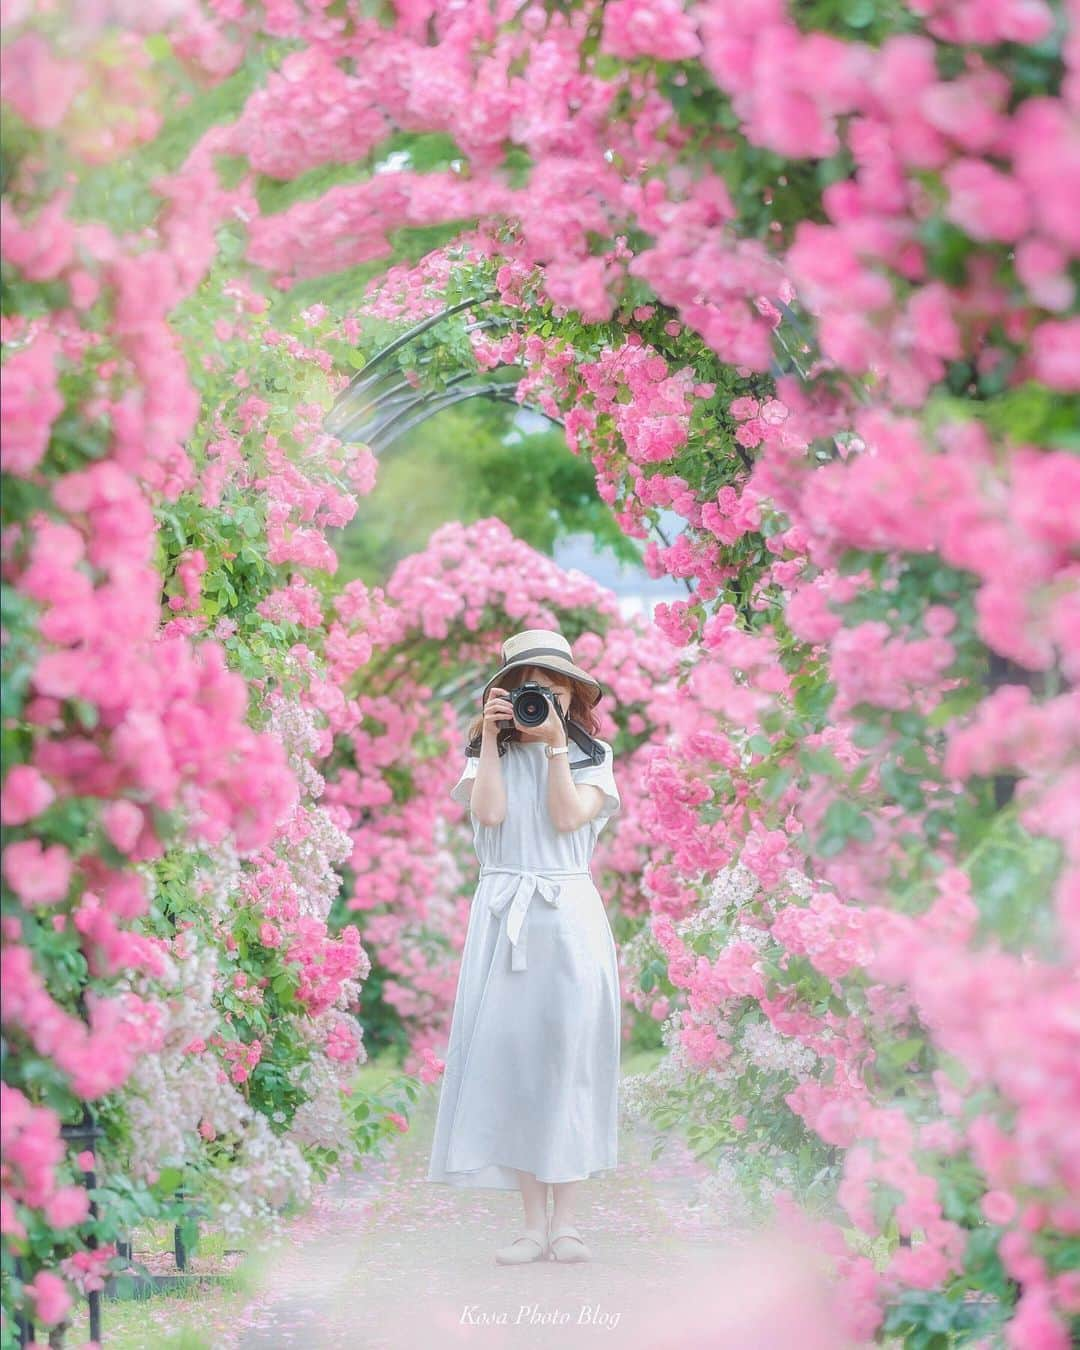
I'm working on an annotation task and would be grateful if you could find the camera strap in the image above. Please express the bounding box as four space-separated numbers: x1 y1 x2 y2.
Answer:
465 694 606 767
552 699 606 768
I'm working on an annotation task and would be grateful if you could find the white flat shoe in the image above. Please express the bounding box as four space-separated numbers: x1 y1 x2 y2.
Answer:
495 1226 549 1264
548 1223 591 1263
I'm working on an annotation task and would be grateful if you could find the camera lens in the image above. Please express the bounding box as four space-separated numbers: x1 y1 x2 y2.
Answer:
511 686 549 727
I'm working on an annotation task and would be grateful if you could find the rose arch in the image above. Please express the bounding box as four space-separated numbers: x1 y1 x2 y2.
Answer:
2 2 1078 1346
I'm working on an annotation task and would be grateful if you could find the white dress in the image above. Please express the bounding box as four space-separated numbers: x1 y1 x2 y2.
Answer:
426 736 622 1190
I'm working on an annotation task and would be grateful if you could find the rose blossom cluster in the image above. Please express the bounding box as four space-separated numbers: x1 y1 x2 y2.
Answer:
206 0 1078 1335
3 0 1077 1341
0 7 379 1318
317 513 678 1074
199 0 1076 1330
347 281 1074 1348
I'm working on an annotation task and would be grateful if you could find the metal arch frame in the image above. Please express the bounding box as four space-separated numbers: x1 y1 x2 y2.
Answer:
322 295 814 600
323 297 500 443
326 291 802 456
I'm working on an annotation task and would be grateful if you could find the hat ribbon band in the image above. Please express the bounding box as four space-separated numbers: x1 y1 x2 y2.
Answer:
498 646 590 670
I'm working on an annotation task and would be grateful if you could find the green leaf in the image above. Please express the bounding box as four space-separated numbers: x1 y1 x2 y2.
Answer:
154 1167 184 1197
851 721 886 749
842 0 876 26
799 746 846 779
882 1038 923 1070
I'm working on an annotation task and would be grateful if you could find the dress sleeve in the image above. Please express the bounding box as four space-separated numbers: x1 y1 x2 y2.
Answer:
572 740 621 835
449 754 479 809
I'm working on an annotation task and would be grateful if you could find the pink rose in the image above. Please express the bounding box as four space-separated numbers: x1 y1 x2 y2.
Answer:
1030 319 1080 393
0 765 55 825
259 922 281 948
981 1190 1018 1226
0 333 64 477
416 1046 444 1084
1016 238 1073 312
2 840 73 906
44 1185 91 1229
730 396 760 420
0 34 84 130
1005 1285 1071 1349
0 193 75 282
601 0 702 62
101 800 144 854
924 605 957 638
28 1270 72 1326
943 159 1031 243
888 1241 955 1290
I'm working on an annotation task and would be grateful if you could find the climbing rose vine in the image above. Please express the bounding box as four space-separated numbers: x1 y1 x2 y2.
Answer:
3 0 1079 1346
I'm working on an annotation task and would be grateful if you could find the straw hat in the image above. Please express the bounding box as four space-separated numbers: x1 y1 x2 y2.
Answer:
481 629 603 708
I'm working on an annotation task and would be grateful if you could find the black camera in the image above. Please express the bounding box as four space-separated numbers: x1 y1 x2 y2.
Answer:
505 681 557 729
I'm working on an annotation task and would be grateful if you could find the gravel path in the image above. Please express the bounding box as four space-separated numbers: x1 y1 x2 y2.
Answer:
229 1082 741 1350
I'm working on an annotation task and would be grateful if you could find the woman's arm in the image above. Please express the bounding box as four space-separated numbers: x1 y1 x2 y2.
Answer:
470 734 508 827
535 706 613 833
468 685 512 827
546 757 607 833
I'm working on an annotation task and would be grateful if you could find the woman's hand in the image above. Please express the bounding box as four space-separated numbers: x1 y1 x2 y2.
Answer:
482 686 567 747
473 688 511 827
481 687 515 741
534 694 569 748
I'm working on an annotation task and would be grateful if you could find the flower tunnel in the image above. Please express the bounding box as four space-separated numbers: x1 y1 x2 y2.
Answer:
2 1 1078 1346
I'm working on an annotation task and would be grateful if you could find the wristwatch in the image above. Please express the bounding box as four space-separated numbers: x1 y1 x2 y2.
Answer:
545 744 570 759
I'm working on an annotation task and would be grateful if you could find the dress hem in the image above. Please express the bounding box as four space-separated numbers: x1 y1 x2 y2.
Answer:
427 1159 618 1191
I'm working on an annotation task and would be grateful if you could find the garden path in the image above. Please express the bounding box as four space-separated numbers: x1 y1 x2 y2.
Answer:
225 1082 744 1350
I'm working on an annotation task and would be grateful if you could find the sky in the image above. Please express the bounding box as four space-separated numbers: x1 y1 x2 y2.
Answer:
552 511 690 620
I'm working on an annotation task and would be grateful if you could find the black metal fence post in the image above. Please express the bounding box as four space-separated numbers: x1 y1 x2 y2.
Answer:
14 1256 35 1347
59 1108 105 1345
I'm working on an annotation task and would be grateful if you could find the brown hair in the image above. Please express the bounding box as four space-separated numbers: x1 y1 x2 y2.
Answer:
465 663 601 754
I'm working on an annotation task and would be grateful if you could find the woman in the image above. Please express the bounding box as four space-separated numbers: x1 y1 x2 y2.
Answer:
426 628 622 1265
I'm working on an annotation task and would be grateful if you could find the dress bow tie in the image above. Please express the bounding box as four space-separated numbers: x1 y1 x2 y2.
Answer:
484 870 561 973
480 865 593 973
